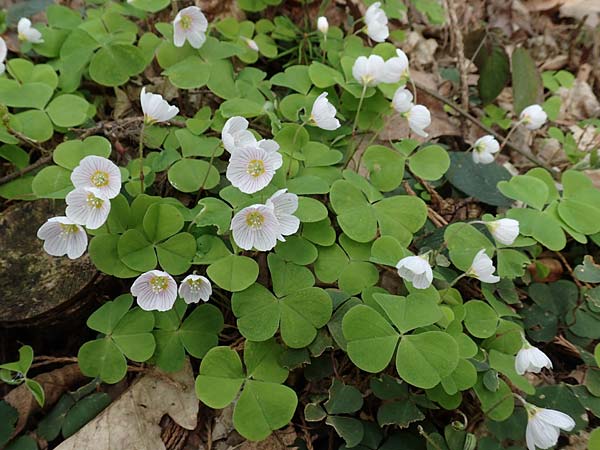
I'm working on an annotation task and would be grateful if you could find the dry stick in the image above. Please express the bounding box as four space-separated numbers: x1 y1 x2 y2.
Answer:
0 155 52 185
413 81 556 174
445 0 469 115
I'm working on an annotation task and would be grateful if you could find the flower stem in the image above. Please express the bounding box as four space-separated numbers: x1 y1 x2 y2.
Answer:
352 84 368 136
285 121 306 180
448 273 467 287
138 122 146 193
500 119 523 151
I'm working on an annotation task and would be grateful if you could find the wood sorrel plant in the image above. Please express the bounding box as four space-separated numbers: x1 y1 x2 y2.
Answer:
1 1 599 448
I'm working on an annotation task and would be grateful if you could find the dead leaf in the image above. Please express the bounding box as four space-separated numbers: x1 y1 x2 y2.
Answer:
234 426 297 450
55 361 198 450
113 88 132 120
560 0 600 27
4 364 86 439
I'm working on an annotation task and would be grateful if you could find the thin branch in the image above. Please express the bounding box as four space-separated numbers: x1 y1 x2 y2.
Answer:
414 81 556 174
445 0 469 114
0 155 52 185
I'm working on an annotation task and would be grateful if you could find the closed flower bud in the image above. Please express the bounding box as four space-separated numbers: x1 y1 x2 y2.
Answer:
515 340 552 375
520 104 547 130
486 218 519 245
317 16 329 35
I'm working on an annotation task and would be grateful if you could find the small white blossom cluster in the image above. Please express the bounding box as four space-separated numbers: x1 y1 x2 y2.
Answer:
350 45 431 137
37 155 121 260
222 116 300 251
471 104 547 165
131 271 212 311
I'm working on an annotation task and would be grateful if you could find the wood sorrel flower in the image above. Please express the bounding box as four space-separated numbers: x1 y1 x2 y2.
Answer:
365 2 389 42
520 104 547 130
467 249 500 283
173 6 208 49
515 339 552 375
406 104 431 137
524 404 574 450
392 87 413 113
380 49 409 83
310 92 341 130
18 18 44 43
231 204 281 251
140 87 179 125
472 135 500 164
352 55 385 87
71 155 122 199
0 37 6 75
317 16 329 35
226 140 282 194
396 255 433 289
179 274 212 304
65 187 111 230
37 217 87 259
266 189 300 240
486 218 519 245
131 270 177 311
222 116 257 154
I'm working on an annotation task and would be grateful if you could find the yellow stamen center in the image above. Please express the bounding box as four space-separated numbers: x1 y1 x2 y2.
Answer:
86 193 104 209
246 159 266 178
180 15 193 30
91 170 110 187
150 276 169 293
245 211 265 228
59 223 80 234
186 278 204 291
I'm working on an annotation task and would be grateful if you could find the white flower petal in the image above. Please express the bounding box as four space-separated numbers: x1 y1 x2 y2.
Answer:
311 92 341 131
487 218 519 245
37 216 87 259
179 274 212 303
396 255 433 289
520 104 547 130
71 155 122 199
231 204 280 251
407 104 431 137
131 270 177 311
392 88 413 113
352 55 385 86
172 6 208 49
140 87 179 124
317 16 329 34
365 2 389 42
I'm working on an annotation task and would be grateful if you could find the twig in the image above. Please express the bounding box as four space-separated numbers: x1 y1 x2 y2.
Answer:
0 155 52 185
402 180 448 227
414 81 556 174
445 0 469 114
31 356 78 369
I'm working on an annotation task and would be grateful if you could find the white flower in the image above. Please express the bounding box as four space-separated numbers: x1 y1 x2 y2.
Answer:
178 274 212 304
65 187 111 230
17 18 44 44
525 406 575 450
380 49 409 83
365 2 389 42
231 204 281 251
396 255 433 289
520 104 547 131
310 92 340 130
244 37 259 51
0 37 6 75
226 140 283 194
406 104 431 137
472 135 500 164
515 341 553 375
467 249 500 283
222 116 257 154
71 155 122 200
352 55 385 87
131 270 178 311
266 189 300 240
37 217 87 259
392 87 413 113
487 218 519 245
140 87 179 124
317 16 329 35
173 6 208 49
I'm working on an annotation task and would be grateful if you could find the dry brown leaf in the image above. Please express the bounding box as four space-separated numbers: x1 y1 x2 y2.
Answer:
55 361 198 450
4 364 86 439
234 426 297 450
560 0 600 27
